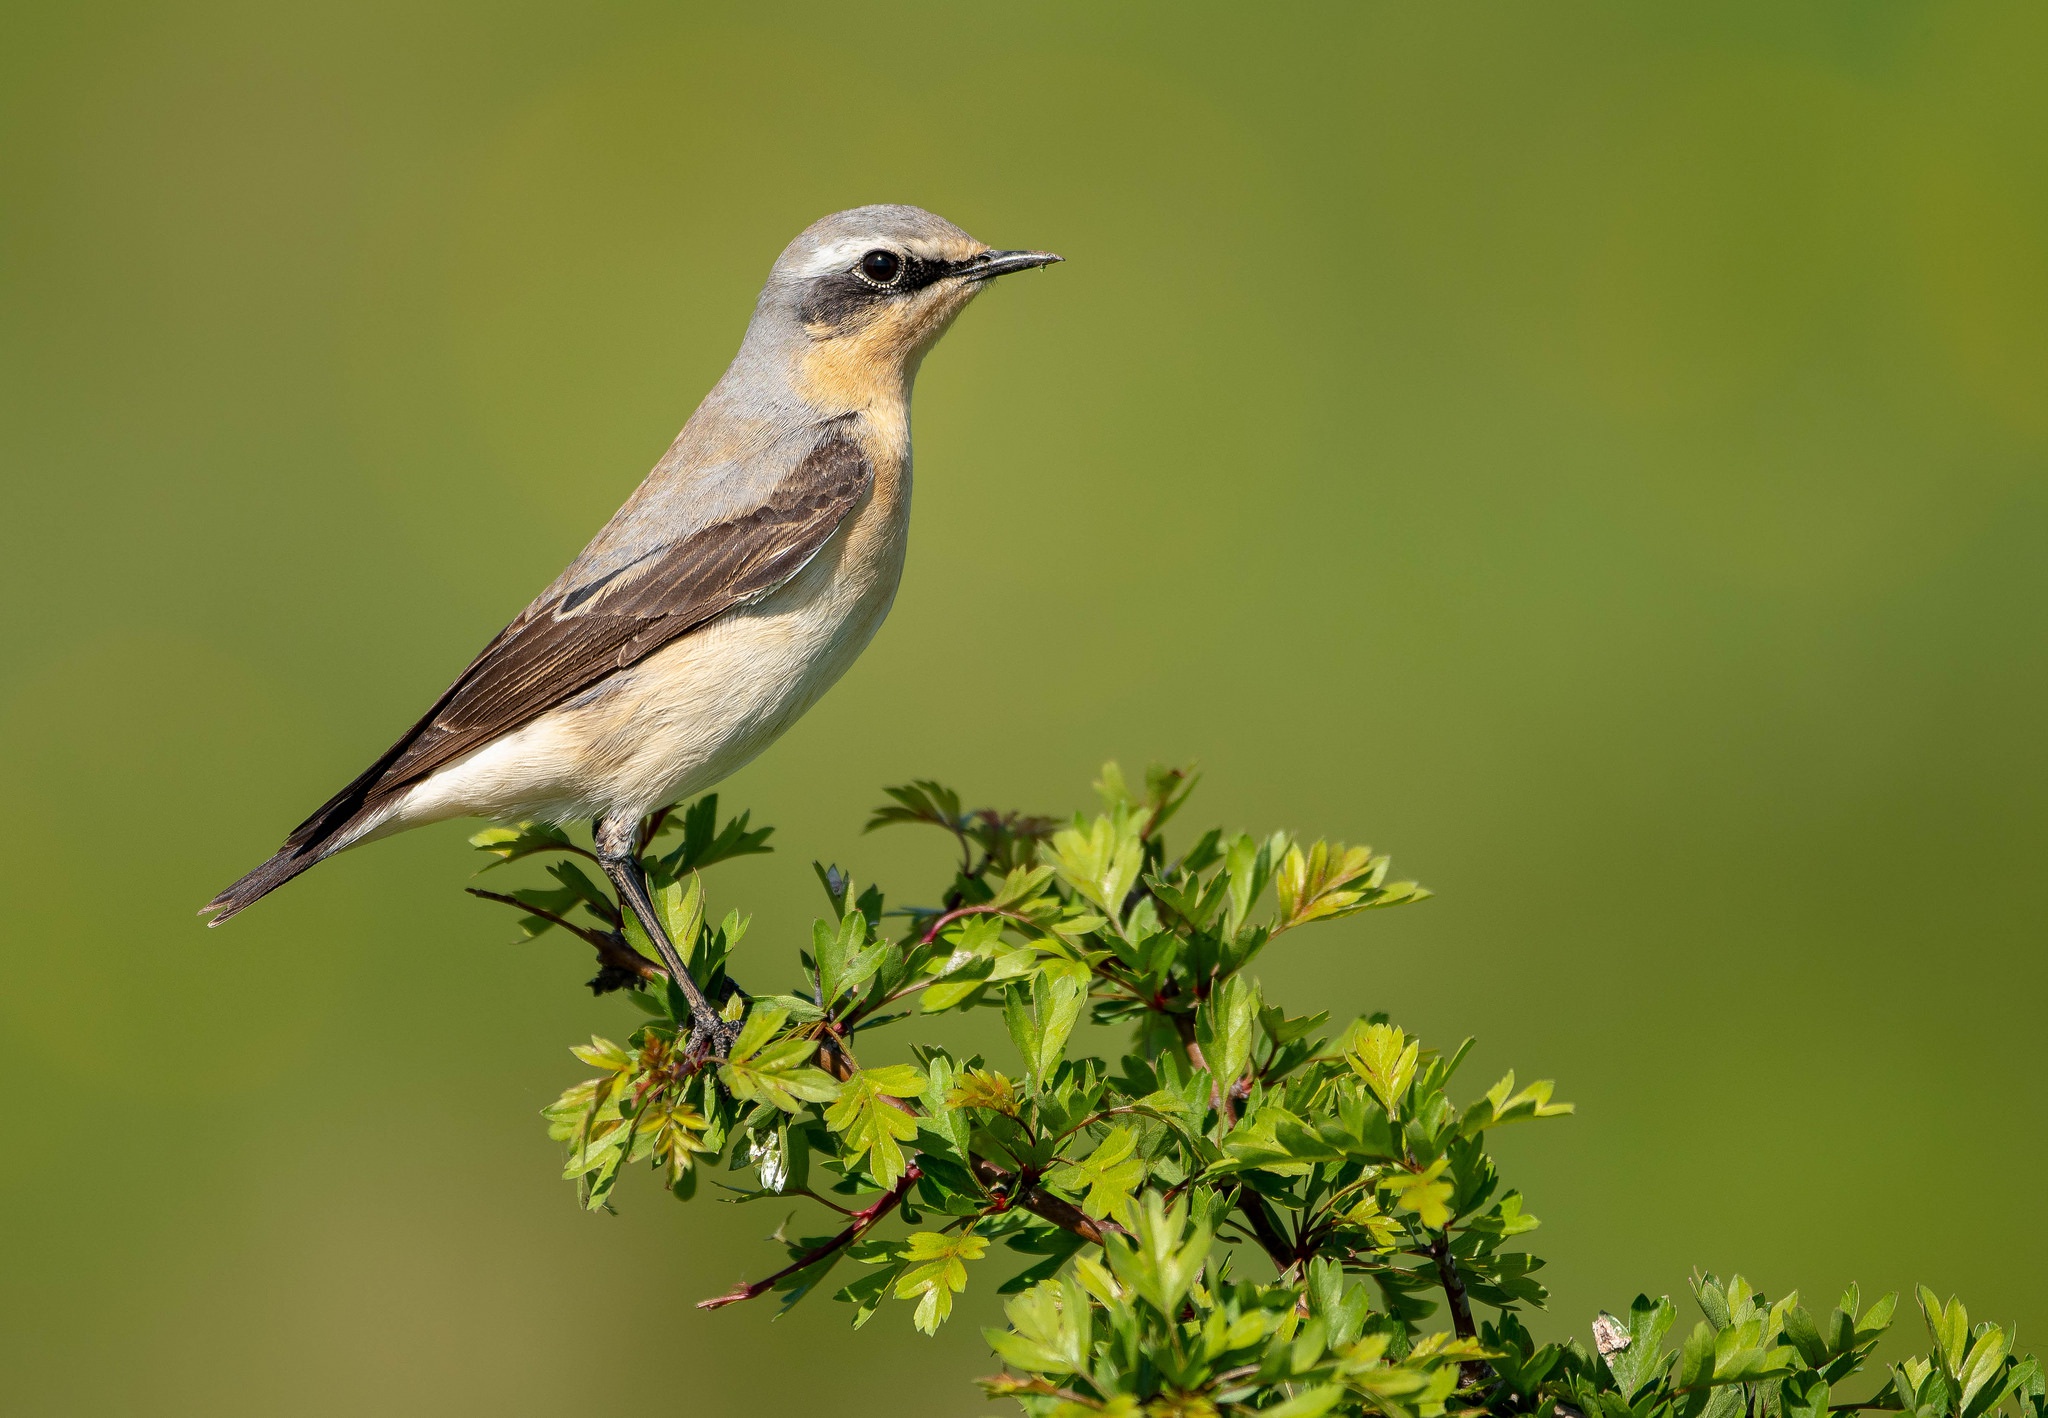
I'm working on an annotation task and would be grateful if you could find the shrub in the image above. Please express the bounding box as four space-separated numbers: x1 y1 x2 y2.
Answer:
468 765 2041 1418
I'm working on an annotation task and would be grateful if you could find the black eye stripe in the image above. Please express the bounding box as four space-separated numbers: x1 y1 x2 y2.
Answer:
897 254 943 290
856 251 962 293
797 252 977 328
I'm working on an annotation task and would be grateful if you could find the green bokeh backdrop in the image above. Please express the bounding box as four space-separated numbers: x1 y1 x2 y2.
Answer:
3 4 2044 1413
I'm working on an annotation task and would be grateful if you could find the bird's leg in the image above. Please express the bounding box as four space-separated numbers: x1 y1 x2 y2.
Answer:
592 816 739 1057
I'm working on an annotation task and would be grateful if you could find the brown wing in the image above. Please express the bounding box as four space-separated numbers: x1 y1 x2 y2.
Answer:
376 433 869 794
206 430 871 919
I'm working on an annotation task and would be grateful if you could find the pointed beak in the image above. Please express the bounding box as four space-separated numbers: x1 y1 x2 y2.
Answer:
955 249 1064 282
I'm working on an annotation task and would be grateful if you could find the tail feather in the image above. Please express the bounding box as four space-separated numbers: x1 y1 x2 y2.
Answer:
200 841 336 925
205 632 488 924
200 756 405 925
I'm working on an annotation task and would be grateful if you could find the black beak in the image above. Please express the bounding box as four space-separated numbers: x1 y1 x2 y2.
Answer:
955 249 1064 282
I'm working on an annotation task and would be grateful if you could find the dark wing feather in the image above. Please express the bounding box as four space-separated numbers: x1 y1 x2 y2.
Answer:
202 431 871 921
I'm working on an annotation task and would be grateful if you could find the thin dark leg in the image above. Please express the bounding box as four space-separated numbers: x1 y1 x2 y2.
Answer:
593 816 734 1051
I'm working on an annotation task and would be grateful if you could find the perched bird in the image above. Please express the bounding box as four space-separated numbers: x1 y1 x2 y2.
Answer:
202 204 1060 1039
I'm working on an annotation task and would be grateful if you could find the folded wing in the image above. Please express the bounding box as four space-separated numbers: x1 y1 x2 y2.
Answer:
203 428 871 921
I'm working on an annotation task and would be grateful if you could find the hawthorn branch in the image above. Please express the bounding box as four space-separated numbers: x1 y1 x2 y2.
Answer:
1238 1189 1297 1273
810 1018 1118 1251
1427 1229 1488 1389
974 1158 1119 1247
466 888 658 983
697 1165 920 1310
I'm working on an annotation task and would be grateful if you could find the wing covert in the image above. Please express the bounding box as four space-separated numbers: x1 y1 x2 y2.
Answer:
285 428 872 849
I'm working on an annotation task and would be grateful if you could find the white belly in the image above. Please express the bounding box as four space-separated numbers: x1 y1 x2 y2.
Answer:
372 502 906 836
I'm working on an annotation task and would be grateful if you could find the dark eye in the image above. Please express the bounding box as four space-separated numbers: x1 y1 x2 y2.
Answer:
859 249 903 286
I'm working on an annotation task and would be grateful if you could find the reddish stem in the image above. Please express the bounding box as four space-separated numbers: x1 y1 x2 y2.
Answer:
697 1165 921 1310
917 903 1031 947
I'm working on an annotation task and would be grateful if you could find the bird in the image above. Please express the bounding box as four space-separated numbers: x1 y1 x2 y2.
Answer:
202 204 1061 1041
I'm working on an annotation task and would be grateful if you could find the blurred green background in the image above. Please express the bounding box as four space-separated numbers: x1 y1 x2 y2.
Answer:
3 2 2044 1412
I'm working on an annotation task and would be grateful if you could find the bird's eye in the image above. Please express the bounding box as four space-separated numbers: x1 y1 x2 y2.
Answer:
858 249 903 286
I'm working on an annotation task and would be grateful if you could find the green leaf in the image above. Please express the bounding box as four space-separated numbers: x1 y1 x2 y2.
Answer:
1101 1193 1211 1320
814 905 889 1010
1260 1388 1345 1418
650 872 703 957
1461 1071 1575 1135
717 1006 843 1112
985 1276 1093 1374
1274 839 1428 931
657 793 774 874
987 864 1058 910
1196 973 1259 1096
834 1264 899 1329
1958 1325 2011 1414
1606 1294 1677 1398
1047 812 1145 927
1044 1126 1147 1227
1782 1372 1832 1418
1709 1318 1793 1384
1920 1286 1970 1374
1678 1319 1717 1389
1213 1104 1342 1175
1782 1302 1829 1368
1221 832 1284 938
469 820 576 868
917 1055 975 1162
864 779 968 836
1259 1005 1330 1048
893 1230 988 1334
823 1065 927 1189
1381 1156 1453 1229
1345 1022 1420 1113
1003 960 1089 1084
946 1067 1022 1116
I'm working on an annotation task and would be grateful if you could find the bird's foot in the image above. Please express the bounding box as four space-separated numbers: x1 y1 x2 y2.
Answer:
686 1012 743 1063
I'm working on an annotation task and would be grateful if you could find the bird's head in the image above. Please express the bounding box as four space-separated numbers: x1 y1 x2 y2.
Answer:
754 205 1061 407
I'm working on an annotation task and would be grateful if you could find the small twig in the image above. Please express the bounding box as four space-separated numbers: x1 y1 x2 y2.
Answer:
697 1165 920 1310
787 1186 857 1217
466 888 659 983
985 1377 1097 1407
836 903 1044 1025
973 1158 1120 1247
1049 1103 1178 1146
916 903 1034 947
1428 1229 1488 1390
1137 774 1183 844
1238 1190 1297 1272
